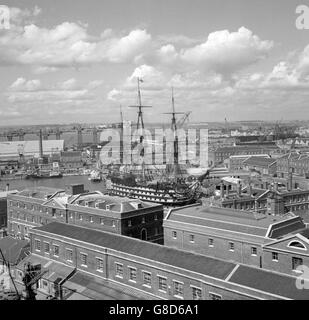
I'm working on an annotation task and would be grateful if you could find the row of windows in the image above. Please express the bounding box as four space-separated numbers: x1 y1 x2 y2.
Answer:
114 262 220 300
172 232 260 255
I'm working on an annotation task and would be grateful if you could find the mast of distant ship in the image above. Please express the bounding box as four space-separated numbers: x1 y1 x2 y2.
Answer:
129 78 152 180
164 87 184 176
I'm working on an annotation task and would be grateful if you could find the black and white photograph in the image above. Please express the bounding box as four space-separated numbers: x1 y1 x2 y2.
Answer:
0 0 309 307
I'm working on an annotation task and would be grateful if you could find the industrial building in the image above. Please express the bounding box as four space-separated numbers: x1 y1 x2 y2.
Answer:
0 140 64 162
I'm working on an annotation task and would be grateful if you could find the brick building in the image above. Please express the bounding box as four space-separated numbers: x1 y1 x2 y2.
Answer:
206 178 309 219
211 145 279 166
0 190 18 237
242 156 277 176
7 185 164 243
13 222 309 300
164 204 309 277
277 152 309 178
60 151 83 169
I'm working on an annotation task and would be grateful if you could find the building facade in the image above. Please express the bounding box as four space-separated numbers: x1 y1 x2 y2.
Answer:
7 186 164 243
164 204 309 277
14 222 309 300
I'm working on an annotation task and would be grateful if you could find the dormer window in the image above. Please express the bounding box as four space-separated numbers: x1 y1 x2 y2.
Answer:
288 240 307 250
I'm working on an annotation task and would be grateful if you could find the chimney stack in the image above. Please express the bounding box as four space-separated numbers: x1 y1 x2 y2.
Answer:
6 183 9 192
237 181 241 197
248 183 253 197
39 129 43 158
220 181 225 198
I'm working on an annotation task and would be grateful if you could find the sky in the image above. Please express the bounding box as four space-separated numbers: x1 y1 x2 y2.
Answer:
0 0 309 126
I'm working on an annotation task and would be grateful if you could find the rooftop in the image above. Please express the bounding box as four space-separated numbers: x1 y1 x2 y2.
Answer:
243 156 277 167
0 236 29 265
69 192 161 212
165 205 305 241
17 186 66 200
33 222 236 280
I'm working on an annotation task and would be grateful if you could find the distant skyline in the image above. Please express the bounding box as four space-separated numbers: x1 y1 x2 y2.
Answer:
0 0 309 125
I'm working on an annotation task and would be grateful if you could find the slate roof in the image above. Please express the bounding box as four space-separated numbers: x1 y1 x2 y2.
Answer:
165 205 288 238
17 186 65 199
33 222 236 280
0 236 29 265
229 265 309 300
243 156 277 167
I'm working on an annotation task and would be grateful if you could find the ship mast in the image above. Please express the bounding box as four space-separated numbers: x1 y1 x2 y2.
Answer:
129 78 152 180
164 87 185 176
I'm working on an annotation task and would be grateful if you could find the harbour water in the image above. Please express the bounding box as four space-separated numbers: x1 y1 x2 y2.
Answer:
0 175 106 193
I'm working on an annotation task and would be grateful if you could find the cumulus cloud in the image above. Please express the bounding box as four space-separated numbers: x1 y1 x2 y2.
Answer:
0 20 151 69
6 77 101 104
155 27 274 75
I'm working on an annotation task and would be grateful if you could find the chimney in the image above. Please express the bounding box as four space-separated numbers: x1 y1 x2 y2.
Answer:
289 170 293 190
254 200 259 212
220 181 225 198
274 182 278 192
248 183 253 197
237 181 241 197
6 183 9 192
39 129 43 158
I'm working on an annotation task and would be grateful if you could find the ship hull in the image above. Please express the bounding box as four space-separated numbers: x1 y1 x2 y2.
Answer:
108 182 196 207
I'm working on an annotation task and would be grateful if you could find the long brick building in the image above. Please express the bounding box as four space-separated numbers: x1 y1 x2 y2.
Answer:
13 222 309 300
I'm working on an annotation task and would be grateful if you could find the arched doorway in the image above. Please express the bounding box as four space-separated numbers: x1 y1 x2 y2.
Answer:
141 228 147 241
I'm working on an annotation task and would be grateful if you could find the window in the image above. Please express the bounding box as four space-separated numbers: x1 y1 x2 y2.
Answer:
209 293 222 300
288 241 306 250
173 281 183 298
112 220 116 227
66 249 73 262
189 234 195 243
128 220 132 227
229 242 234 251
272 252 278 261
96 258 104 272
115 263 123 278
79 214 83 221
89 216 93 223
53 245 59 257
251 247 257 256
129 267 137 282
192 287 202 300
34 239 41 251
143 271 151 287
158 276 167 292
44 242 50 254
172 231 177 239
142 217 145 224
80 253 87 266
292 257 303 270
154 214 158 221
100 218 104 225
208 238 214 247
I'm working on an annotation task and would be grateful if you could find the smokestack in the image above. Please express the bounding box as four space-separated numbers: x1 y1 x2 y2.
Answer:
254 200 258 212
289 171 293 190
39 129 43 158
6 183 9 191
237 181 241 197
220 181 225 198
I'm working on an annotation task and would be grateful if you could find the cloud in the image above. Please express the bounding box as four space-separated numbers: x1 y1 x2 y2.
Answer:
0 17 151 69
6 77 101 104
158 27 273 75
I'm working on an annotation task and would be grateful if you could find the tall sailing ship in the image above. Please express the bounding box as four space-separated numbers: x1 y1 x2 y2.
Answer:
105 79 209 206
